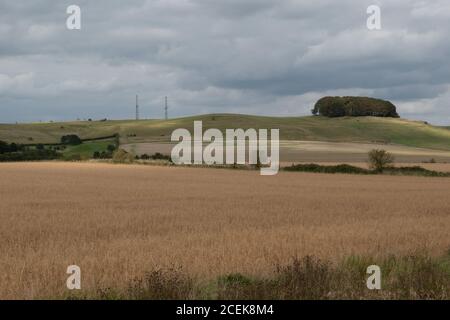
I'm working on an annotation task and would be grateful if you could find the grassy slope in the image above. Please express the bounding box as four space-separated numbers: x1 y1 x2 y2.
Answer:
62 140 114 160
1 114 450 150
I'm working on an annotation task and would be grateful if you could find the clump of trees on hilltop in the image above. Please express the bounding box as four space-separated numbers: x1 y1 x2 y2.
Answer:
312 96 399 118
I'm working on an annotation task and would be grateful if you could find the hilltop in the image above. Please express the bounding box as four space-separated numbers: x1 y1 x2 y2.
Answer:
1 114 450 151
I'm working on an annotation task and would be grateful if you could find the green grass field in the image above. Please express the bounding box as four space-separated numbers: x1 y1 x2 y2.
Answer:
1 114 450 151
62 140 115 160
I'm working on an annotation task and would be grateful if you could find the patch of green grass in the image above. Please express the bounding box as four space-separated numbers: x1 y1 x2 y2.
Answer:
63 140 114 160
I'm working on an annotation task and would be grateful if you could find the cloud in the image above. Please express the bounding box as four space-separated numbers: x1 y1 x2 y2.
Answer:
0 1 450 124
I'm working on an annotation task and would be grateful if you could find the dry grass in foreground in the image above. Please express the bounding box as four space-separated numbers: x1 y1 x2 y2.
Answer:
68 254 450 300
0 162 449 299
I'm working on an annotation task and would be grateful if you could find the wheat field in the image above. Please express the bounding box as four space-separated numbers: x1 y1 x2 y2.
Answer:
0 162 449 299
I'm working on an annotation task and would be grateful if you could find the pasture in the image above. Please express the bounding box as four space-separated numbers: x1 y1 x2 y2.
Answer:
2 115 450 151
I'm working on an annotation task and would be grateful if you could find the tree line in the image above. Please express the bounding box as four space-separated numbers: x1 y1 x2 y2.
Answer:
0 140 59 162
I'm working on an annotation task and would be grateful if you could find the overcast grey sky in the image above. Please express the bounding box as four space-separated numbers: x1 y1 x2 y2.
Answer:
1 1 450 124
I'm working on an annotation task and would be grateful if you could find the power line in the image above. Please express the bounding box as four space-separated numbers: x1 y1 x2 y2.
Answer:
135 94 139 120
165 96 168 120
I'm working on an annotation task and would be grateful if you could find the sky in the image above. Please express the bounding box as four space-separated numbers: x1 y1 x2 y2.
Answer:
1 0 450 125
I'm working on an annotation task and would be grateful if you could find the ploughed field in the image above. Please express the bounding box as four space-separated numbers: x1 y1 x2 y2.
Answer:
0 162 449 299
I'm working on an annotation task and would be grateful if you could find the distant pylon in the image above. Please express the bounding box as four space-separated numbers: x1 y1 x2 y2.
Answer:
165 96 168 120
135 94 139 120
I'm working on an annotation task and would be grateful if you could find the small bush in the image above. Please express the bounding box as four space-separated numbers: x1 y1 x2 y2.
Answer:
368 149 395 173
151 152 170 160
112 149 134 163
107 144 116 153
93 150 113 159
136 153 171 161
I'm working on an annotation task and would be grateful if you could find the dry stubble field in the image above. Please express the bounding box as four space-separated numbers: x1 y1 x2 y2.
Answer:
0 162 449 299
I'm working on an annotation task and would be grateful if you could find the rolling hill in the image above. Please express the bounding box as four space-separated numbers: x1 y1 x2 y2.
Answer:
1 114 450 151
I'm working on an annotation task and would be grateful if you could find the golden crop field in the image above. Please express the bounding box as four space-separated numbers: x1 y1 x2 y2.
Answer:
0 162 449 299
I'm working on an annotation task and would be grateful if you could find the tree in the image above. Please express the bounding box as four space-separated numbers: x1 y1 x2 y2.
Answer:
0 141 21 153
61 134 82 145
0 140 9 154
368 149 395 173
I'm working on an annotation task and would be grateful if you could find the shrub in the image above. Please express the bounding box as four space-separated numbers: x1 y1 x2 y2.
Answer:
102 151 113 159
112 149 134 163
312 96 399 118
368 149 395 173
384 166 450 177
284 163 372 174
66 154 82 161
136 153 171 161
152 152 170 160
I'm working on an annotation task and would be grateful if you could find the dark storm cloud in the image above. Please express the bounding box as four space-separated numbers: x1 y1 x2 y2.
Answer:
1 0 450 124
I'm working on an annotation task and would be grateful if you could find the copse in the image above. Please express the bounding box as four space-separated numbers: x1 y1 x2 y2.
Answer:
61 134 82 145
312 96 399 118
